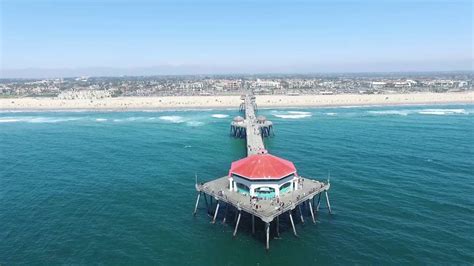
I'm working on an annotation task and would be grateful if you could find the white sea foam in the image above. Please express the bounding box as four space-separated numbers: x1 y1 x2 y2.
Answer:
124 117 143 121
272 110 312 119
158 115 185 123
0 118 21 123
367 108 469 116
186 121 204 127
273 114 312 119
368 110 410 116
418 109 467 115
32 117 82 123
0 117 81 123
0 110 29 113
211 114 229 118
325 112 337 116
287 111 311 115
109 117 156 122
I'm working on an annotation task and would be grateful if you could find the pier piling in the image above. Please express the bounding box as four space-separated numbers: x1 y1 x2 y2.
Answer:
309 200 316 224
212 201 220 224
289 212 298 237
325 191 332 214
252 215 255 235
204 194 209 213
233 211 242 237
298 204 305 224
265 222 270 250
193 192 201 216
222 204 228 224
316 193 321 212
276 215 280 237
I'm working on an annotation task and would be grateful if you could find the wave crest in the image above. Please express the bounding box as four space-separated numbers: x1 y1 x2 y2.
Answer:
274 114 312 119
211 114 229 118
0 117 81 123
272 110 312 119
158 116 185 123
368 108 468 116
418 109 467 115
186 121 204 127
368 110 409 116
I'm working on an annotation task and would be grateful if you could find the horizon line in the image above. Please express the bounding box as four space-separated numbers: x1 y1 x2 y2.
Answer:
1 69 473 80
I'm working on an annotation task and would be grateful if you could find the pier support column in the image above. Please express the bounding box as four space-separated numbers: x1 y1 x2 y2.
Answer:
233 211 242 237
251 215 255 235
234 208 239 223
193 192 201 216
212 201 220 224
316 193 321 212
325 191 332 214
276 215 280 237
298 204 305 224
204 194 209 214
222 204 229 224
289 212 298 237
265 222 270 250
308 200 316 224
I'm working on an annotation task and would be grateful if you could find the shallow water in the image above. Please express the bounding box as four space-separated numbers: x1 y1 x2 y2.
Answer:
1 104 473 264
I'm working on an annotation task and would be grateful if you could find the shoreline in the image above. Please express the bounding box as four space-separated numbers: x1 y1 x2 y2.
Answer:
0 102 472 113
0 92 472 111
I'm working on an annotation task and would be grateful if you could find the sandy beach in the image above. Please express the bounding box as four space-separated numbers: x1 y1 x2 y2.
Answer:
0 92 472 110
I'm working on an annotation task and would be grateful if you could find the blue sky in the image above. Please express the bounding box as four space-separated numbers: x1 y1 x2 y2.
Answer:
1 0 472 77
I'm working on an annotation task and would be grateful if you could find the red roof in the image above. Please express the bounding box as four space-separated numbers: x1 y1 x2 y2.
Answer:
229 153 297 180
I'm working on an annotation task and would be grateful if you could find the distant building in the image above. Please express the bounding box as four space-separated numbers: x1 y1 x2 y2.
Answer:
371 82 387 89
320 91 334 95
254 79 281 88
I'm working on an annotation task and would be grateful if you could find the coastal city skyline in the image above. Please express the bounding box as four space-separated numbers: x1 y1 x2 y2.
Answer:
1 72 472 98
1 0 472 78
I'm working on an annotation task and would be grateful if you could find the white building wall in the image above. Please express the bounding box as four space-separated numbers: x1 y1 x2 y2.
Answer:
231 174 298 197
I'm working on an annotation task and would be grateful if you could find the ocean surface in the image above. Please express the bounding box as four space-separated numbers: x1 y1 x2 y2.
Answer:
1 104 473 265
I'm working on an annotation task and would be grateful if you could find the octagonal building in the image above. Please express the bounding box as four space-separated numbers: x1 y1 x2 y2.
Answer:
228 153 300 199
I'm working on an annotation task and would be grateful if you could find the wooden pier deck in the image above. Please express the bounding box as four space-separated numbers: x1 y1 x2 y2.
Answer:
197 176 330 223
242 95 266 155
194 93 332 250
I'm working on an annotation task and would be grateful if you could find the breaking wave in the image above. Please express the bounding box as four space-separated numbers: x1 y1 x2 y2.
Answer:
0 117 81 123
368 108 468 116
186 121 204 127
211 114 229 118
417 109 468 115
287 111 311 115
0 118 21 123
368 110 410 116
272 110 312 119
158 116 185 123
273 114 312 119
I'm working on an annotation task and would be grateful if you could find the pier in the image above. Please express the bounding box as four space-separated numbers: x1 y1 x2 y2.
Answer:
194 94 332 250
230 95 274 147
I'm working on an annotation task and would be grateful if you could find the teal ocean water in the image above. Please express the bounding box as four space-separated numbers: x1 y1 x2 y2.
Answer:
1 104 473 264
